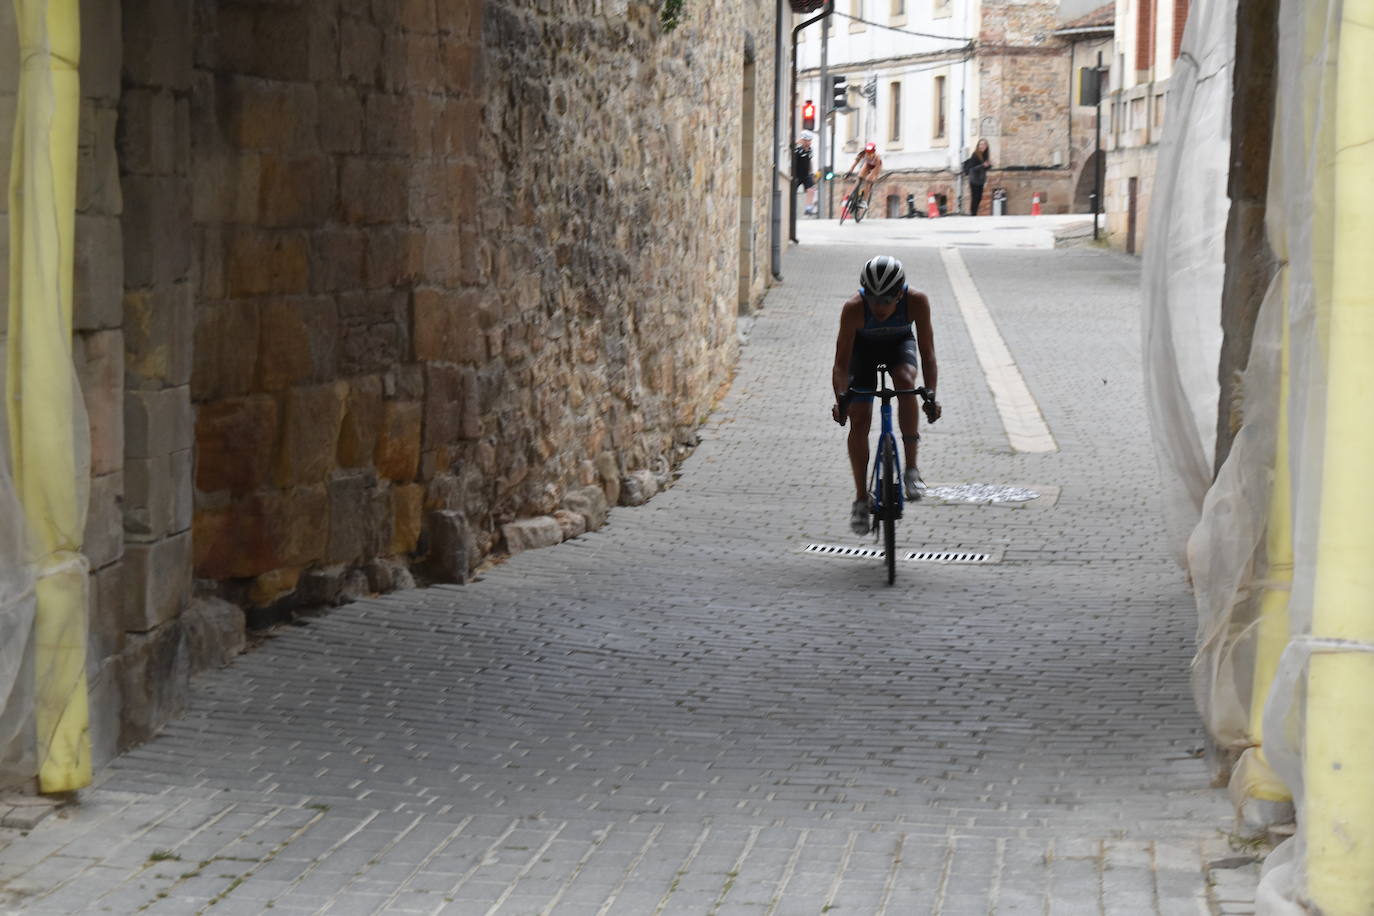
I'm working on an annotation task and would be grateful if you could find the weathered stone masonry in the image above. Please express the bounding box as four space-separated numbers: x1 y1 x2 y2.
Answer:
188 0 776 612
3 1 778 766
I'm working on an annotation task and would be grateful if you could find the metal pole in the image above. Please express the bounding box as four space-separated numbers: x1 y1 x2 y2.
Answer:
957 85 966 215
818 13 829 219
789 2 833 242
770 0 784 278
828 105 837 218
957 0 971 215
1093 51 1103 240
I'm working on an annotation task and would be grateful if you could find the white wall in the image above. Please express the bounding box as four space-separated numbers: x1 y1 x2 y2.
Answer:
1058 0 1107 22
794 1 975 171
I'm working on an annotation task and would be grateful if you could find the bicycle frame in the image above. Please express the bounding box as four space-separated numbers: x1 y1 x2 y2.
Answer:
847 365 934 582
848 366 933 525
843 177 868 222
866 367 904 523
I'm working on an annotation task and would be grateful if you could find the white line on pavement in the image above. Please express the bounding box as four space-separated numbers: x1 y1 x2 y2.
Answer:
939 246 1058 453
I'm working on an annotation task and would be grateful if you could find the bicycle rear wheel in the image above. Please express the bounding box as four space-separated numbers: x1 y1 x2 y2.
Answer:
853 184 867 224
880 438 897 585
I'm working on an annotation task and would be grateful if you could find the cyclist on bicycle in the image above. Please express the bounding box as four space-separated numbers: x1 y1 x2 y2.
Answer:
845 142 883 203
832 255 941 535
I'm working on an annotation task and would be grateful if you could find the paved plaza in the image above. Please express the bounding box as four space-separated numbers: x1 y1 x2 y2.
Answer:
0 230 1257 914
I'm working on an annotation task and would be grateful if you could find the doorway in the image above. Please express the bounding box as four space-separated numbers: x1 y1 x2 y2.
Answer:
1127 176 1139 254
1074 151 1105 213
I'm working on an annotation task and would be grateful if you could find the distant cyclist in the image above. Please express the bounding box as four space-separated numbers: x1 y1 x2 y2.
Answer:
832 255 941 535
845 142 883 202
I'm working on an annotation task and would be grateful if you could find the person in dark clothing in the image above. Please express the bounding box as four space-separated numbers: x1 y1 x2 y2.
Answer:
831 255 942 534
963 138 992 216
793 131 818 215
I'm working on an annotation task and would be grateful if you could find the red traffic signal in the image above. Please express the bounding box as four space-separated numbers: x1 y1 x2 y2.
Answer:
802 100 816 132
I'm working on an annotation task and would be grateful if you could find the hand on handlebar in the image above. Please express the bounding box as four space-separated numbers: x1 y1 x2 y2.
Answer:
832 393 851 426
910 387 941 423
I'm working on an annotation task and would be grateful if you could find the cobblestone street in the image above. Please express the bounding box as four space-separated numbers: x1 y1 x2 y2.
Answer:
0 233 1252 914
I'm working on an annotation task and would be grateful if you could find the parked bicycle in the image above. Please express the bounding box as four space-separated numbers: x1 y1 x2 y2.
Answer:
848 365 938 584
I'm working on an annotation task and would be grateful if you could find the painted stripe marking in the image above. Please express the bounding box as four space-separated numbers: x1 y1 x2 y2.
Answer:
939 247 1058 453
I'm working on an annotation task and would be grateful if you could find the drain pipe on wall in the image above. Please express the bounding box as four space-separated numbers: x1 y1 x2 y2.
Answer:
770 0 784 280
7 0 92 794
789 2 833 243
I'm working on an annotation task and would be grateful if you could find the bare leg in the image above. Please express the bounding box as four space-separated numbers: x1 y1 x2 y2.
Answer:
893 365 920 469
846 402 873 502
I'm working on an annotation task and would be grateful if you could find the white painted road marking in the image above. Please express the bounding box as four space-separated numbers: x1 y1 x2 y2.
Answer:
939 247 1058 453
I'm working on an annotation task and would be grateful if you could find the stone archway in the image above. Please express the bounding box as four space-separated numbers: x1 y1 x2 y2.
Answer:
1073 151 1105 213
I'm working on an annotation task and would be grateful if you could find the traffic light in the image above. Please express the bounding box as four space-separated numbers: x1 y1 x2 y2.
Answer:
802 99 816 132
830 75 848 112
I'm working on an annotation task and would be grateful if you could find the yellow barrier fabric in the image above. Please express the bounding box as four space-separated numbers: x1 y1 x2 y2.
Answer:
1302 0 1374 907
5 0 90 793
1148 0 1374 909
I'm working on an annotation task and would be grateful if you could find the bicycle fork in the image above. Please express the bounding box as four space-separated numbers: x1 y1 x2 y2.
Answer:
868 402 904 528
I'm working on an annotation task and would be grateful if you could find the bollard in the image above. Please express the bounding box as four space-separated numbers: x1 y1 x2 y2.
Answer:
1031 192 1042 216
927 193 939 219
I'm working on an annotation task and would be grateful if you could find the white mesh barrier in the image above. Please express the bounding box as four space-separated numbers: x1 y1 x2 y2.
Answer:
1140 0 1233 559
1149 0 1363 909
0 366 38 785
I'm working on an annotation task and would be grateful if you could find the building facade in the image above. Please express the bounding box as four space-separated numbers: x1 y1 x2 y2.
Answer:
1055 5 1114 215
1101 0 1191 253
793 0 1080 218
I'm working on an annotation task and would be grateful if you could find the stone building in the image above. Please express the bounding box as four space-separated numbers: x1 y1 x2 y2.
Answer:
1054 4 1113 214
794 0 1080 219
1101 0 1191 253
1 0 779 780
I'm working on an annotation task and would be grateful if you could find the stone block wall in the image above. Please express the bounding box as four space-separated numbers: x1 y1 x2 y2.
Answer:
871 167 1072 218
183 0 776 613
1104 142 1157 253
977 1 1070 172
6 1 776 765
75 0 129 769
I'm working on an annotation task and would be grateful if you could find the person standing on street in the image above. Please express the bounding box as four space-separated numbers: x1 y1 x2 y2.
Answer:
793 131 818 215
831 256 941 535
963 138 992 216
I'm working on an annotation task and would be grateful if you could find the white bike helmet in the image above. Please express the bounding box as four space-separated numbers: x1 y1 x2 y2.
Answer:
860 255 905 299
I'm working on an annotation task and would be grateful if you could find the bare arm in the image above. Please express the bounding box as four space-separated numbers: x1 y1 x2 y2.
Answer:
911 292 941 420
832 298 862 399
831 298 863 423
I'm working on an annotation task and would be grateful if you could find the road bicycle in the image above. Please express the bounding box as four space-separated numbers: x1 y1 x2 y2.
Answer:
839 174 872 224
848 365 937 585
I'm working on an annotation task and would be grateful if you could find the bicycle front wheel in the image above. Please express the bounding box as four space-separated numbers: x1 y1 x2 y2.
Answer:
880 438 897 584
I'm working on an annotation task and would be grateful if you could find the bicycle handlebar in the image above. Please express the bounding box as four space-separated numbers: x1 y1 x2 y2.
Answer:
846 385 933 401
844 385 939 424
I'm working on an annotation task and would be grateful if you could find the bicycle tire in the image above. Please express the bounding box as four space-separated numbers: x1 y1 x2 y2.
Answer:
880 438 897 585
852 183 867 224
839 195 850 225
